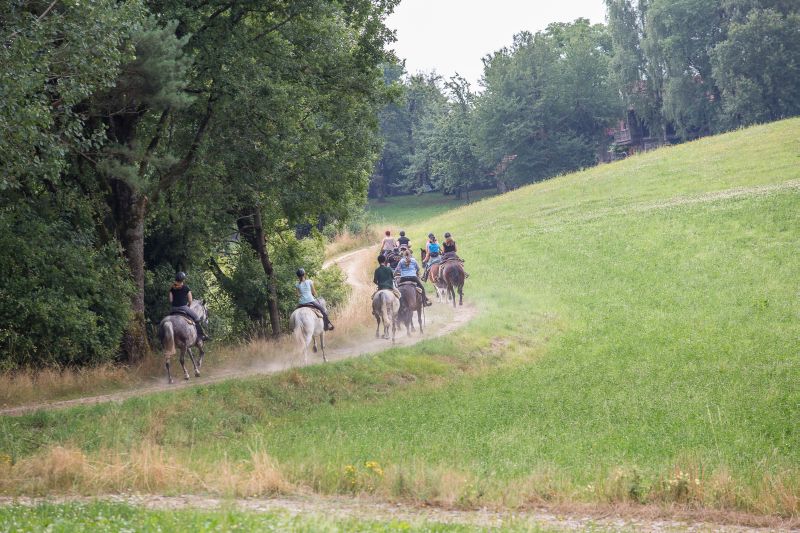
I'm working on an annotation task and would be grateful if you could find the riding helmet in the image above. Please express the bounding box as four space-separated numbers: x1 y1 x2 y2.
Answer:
428 233 434 239
175 271 187 281
296 268 306 278
400 230 405 236
444 232 451 238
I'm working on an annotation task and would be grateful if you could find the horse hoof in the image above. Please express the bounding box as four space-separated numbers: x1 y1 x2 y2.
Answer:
184 375 189 381
168 378 174 384
195 371 200 377
312 346 318 353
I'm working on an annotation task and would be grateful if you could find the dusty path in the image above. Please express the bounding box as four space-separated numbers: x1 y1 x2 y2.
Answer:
0 494 796 532
0 247 476 417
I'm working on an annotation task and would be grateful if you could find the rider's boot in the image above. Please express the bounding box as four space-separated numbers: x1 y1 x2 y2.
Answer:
197 324 211 341
324 319 335 331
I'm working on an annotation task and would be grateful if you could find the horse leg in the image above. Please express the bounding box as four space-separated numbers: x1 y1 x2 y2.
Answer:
375 313 381 338
179 349 190 380
417 305 424 334
312 336 318 353
165 354 173 384
196 344 205 371
449 284 457 308
459 283 464 306
320 332 327 362
187 346 200 377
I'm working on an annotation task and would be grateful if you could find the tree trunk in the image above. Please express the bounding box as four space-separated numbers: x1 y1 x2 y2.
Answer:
496 176 508 194
111 179 150 363
251 209 281 336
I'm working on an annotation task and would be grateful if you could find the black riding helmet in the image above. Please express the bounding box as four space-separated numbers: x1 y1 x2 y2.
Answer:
296 268 306 278
428 233 434 239
399 230 406 236
444 232 452 238
175 271 187 281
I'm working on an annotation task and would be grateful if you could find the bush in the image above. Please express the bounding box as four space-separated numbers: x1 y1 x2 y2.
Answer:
0 205 134 369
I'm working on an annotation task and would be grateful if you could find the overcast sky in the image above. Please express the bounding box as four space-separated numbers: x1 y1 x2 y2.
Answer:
386 0 607 89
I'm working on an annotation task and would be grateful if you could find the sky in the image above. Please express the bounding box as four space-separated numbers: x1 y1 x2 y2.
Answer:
386 0 607 89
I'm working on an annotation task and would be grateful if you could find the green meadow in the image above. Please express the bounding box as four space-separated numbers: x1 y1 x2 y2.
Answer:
368 188 497 227
1 119 798 514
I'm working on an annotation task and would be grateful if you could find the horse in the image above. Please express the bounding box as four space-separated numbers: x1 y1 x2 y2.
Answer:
158 300 208 384
289 298 328 365
372 289 400 341
440 260 465 307
397 282 424 336
385 248 403 269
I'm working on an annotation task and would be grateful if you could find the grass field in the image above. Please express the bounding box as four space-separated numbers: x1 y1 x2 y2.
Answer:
368 188 497 228
1 119 798 516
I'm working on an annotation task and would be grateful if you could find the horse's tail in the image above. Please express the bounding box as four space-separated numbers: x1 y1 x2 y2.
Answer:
290 312 304 347
159 320 176 357
380 292 392 328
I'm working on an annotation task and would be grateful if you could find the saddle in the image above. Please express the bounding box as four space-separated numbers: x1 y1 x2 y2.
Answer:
373 288 401 300
397 281 423 295
297 304 324 319
168 309 195 325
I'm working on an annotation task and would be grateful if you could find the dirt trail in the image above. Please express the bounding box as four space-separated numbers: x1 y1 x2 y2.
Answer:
0 494 795 532
0 247 476 417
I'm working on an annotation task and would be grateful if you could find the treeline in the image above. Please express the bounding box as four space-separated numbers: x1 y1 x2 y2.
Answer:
0 0 397 369
372 0 800 197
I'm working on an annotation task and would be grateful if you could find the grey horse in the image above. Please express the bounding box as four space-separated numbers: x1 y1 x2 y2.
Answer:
372 289 400 341
289 298 328 365
158 300 208 384
397 282 424 336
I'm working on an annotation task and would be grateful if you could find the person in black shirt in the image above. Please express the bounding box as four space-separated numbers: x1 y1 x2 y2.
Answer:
442 232 457 254
169 272 210 341
397 230 411 250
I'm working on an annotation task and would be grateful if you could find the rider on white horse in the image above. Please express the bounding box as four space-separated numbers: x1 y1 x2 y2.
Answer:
168 272 210 341
373 254 396 291
296 268 334 331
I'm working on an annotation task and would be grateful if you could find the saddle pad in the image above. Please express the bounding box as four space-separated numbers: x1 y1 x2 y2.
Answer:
297 305 324 318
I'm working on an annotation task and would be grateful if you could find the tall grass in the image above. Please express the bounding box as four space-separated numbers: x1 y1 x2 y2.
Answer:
2 119 799 515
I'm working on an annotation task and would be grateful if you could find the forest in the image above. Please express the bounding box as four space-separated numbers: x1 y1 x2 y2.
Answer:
373 0 800 197
2 0 799 369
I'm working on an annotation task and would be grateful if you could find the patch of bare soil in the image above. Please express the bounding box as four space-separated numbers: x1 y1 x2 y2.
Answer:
0 247 477 417
0 494 796 532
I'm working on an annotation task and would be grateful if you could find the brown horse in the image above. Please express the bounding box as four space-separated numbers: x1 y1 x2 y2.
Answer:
440 261 465 307
397 282 424 336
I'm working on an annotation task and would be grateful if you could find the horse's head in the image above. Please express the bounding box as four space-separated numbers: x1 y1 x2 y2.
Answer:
196 299 210 325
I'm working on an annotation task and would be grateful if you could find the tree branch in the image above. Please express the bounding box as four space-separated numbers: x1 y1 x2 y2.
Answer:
151 96 215 202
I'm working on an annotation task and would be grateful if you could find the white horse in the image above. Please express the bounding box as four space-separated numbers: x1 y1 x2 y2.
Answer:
372 289 400 341
289 298 328 365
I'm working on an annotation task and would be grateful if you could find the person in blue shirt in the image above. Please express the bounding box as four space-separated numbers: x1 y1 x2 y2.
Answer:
296 268 334 330
422 235 442 281
394 249 432 306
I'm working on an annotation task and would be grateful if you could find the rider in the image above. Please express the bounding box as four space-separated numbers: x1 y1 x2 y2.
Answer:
296 268 334 331
380 230 397 252
441 232 469 278
394 249 432 306
397 230 410 251
169 272 210 341
422 234 442 282
373 255 395 291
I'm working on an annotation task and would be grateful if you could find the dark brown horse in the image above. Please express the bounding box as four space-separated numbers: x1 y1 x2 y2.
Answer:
440 261 465 307
397 282 424 336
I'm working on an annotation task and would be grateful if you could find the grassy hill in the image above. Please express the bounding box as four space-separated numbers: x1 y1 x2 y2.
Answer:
2 119 798 515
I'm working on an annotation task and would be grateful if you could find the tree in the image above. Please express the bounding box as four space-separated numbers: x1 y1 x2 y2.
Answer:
711 9 800 127
475 20 616 188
